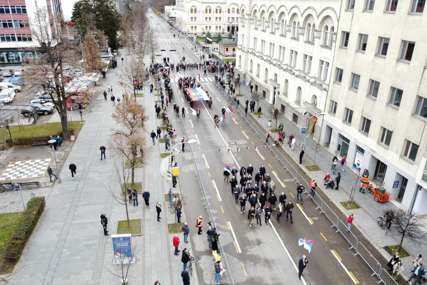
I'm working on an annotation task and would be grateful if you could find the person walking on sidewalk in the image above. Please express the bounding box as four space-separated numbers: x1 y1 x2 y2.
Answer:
103 90 107 101
255 205 262 226
69 163 77 177
181 137 186 152
296 183 305 203
214 260 223 285
132 189 138 206
290 136 296 151
196 216 203 235
150 130 156 145
172 235 180 255
143 190 150 206
309 179 317 197
100 214 108 236
156 202 162 222
340 155 346 170
331 155 338 174
176 207 182 223
182 223 190 243
181 269 190 285
100 145 106 160
298 255 308 280
285 201 294 224
299 149 305 164
335 172 341 190
181 248 190 270
47 166 57 182
347 213 354 231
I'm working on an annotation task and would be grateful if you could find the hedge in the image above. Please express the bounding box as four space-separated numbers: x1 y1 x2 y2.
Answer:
2 197 45 266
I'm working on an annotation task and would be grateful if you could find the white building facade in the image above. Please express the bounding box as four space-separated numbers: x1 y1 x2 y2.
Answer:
322 0 427 214
236 0 341 136
175 0 240 35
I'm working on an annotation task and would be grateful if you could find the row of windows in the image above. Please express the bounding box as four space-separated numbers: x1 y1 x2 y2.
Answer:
332 66 425 113
190 6 240 14
329 98 426 161
345 0 425 14
0 34 32 42
0 6 27 14
197 17 237 23
340 32 416 62
189 25 237 32
0 20 28 29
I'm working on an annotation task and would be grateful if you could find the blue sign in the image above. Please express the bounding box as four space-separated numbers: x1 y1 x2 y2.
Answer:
112 234 132 258
300 128 307 134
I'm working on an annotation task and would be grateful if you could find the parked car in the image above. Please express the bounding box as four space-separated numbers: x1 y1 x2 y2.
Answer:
0 82 21 92
27 103 54 115
0 89 15 104
30 98 54 107
20 106 37 117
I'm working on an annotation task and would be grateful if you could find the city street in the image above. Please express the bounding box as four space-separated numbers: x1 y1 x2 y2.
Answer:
149 11 380 285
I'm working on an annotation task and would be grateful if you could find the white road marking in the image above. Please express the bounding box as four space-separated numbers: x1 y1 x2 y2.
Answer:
188 119 194 128
211 180 222 202
272 171 286 188
255 147 265 161
232 117 239 125
194 134 200 144
241 130 249 139
227 221 242 254
269 221 307 285
296 203 314 225
202 153 210 169
331 250 360 284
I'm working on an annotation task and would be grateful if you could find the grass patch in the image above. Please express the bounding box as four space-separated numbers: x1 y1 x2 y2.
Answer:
305 164 321 172
134 93 144 97
0 121 83 144
253 111 262 118
123 182 143 193
160 152 171 159
168 223 183 234
341 201 361 210
223 57 236 64
125 157 143 169
117 219 142 235
384 245 410 258
158 138 165 143
0 213 22 259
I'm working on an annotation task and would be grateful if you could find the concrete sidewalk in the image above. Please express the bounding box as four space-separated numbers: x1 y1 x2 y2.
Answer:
227 80 425 278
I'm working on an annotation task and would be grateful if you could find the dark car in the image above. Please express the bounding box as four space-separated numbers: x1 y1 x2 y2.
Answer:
22 104 54 116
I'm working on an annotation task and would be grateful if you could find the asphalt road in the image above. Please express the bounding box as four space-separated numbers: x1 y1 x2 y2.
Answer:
148 11 379 285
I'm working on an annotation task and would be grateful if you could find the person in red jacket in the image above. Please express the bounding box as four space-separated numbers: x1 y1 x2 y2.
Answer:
347 213 354 232
172 235 180 255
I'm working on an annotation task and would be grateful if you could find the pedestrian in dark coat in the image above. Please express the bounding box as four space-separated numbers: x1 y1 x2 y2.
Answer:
47 166 57 182
132 189 138 206
100 145 106 160
335 172 341 190
299 149 305 164
100 214 108 236
298 255 308 279
156 202 162 222
181 270 190 285
69 163 77 177
150 131 156 145
143 191 150 206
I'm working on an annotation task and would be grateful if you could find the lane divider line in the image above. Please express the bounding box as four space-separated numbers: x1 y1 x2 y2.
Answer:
211 180 222 202
220 206 225 214
320 232 328 242
241 130 249 139
255 147 265 161
330 250 360 284
194 134 200 145
269 220 307 285
240 262 248 276
232 117 239 125
296 203 314 225
227 221 242 254
202 153 210 169
188 119 194 128
272 170 286 188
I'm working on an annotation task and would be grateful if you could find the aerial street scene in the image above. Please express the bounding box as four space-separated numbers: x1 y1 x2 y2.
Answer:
0 0 426 284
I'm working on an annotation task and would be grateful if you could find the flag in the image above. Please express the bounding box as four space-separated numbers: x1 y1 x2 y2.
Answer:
298 238 316 253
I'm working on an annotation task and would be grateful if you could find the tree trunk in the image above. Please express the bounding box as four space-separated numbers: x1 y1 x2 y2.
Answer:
398 230 406 253
60 111 70 139
124 187 130 228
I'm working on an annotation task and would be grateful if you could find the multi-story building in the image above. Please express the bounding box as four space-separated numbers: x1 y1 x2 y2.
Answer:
236 0 341 137
0 0 63 65
322 0 427 214
175 0 240 35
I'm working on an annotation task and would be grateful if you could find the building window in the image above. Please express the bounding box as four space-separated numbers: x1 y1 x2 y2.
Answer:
295 87 302 105
399 41 415 62
344 108 353 124
385 0 398 12
350 73 361 90
415 96 427 118
411 0 426 13
340 31 350 48
389 87 403 107
403 140 419 161
367 79 380 98
302 54 312 74
329 100 338 114
376 37 390 56
335 67 343 83
379 127 393 146
346 0 356 10
256 64 260 78
357 34 368 52
360 117 371 135
364 0 376 11
322 25 329 46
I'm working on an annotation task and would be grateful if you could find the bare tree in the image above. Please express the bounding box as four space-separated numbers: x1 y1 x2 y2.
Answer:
111 96 146 185
25 7 79 139
82 30 103 72
392 210 425 252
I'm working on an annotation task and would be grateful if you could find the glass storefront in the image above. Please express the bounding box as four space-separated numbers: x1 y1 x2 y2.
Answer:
0 50 35 64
